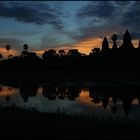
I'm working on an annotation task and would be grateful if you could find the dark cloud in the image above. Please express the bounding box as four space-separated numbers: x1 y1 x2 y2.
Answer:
0 2 63 29
62 21 121 42
109 30 140 43
77 1 115 19
73 1 140 41
121 2 140 31
61 27 103 42
114 1 131 6
118 32 140 40
40 32 76 50
72 1 120 41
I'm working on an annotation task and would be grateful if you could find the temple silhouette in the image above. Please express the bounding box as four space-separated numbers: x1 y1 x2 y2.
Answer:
0 29 140 72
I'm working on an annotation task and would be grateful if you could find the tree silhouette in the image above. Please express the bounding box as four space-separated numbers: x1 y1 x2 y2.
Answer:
0 53 3 60
5 44 11 58
23 44 29 51
111 34 118 49
42 49 56 60
68 49 81 57
89 48 100 56
58 49 66 57
21 44 29 57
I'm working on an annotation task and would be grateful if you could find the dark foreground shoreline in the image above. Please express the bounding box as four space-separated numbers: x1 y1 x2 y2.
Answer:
0 106 140 140
1 68 140 82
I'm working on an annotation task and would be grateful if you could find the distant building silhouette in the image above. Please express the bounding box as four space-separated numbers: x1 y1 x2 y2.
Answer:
121 30 133 49
101 96 109 109
102 37 109 51
138 40 140 48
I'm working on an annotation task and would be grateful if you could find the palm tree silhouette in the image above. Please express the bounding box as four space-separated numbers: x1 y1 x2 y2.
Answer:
111 34 118 42
111 34 118 49
23 44 29 51
21 44 29 57
5 44 11 58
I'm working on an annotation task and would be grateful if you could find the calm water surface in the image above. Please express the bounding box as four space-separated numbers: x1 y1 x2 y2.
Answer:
0 81 140 123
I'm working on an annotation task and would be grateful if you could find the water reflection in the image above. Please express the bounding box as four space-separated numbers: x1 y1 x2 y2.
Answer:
0 82 140 120
42 84 57 100
0 86 18 102
20 83 38 102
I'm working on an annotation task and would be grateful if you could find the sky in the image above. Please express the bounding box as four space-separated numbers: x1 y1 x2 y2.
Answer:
0 1 140 57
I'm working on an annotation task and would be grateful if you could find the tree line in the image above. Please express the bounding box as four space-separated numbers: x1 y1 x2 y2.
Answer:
0 30 140 70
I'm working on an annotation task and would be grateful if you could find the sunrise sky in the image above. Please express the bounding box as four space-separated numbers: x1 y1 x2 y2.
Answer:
0 1 140 57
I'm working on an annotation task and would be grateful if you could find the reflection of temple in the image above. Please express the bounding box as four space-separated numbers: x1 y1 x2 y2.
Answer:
89 86 140 116
101 95 109 109
111 95 118 114
121 95 133 116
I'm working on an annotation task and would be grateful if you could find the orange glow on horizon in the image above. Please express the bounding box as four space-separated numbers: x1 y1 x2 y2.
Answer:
70 37 103 54
76 89 92 105
0 38 139 58
33 49 47 56
32 37 103 56
51 37 103 55
0 47 19 58
0 86 18 97
76 89 102 106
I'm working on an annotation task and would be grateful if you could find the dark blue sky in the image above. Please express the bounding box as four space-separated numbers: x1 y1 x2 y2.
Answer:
0 1 140 56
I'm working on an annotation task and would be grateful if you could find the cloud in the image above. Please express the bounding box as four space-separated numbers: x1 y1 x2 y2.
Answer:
114 1 132 6
39 30 76 50
0 2 63 29
62 21 122 42
117 31 140 41
121 2 140 31
68 1 121 41
77 1 115 19
33 37 103 56
70 1 140 43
